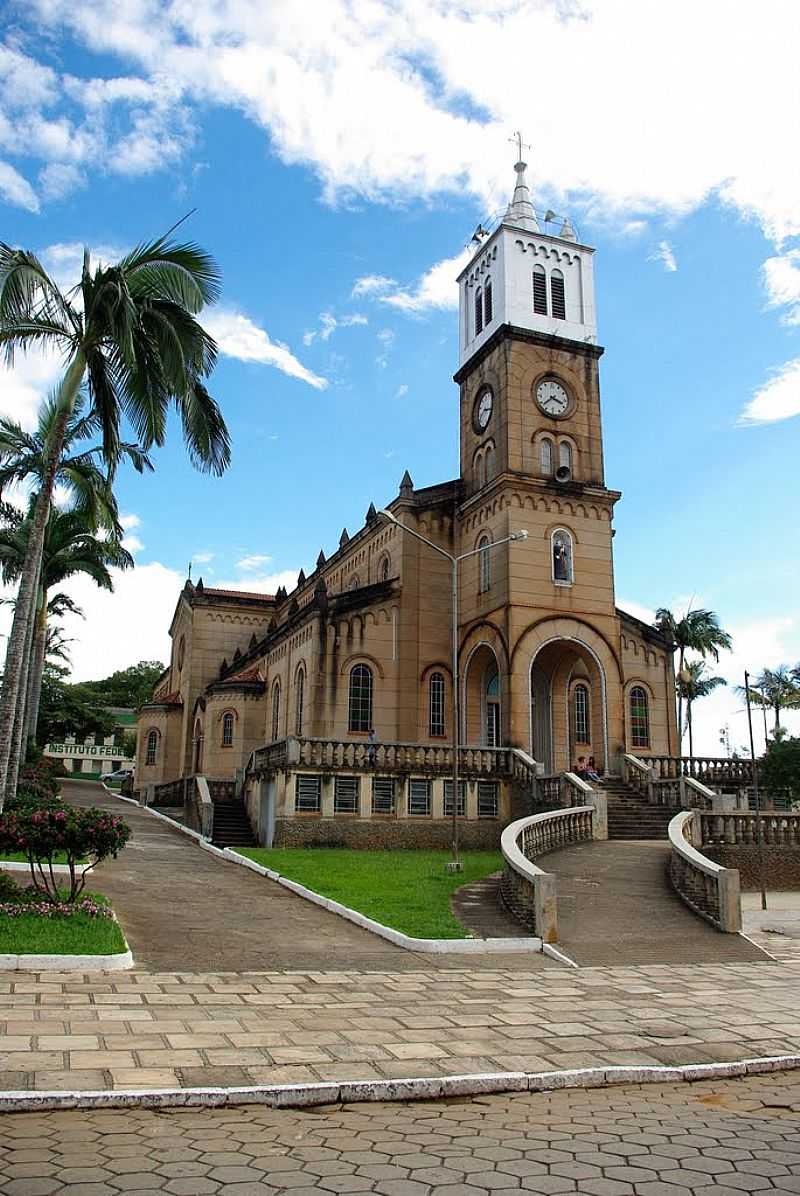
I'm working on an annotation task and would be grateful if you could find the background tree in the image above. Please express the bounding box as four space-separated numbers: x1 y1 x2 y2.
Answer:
0 235 229 806
79 661 166 710
677 660 726 758
760 736 800 803
655 606 733 752
36 664 117 747
739 666 800 737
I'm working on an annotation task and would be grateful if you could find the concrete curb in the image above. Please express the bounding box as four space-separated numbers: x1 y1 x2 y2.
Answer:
0 860 94 876
3 1054 799 1114
0 948 134 972
105 792 544 955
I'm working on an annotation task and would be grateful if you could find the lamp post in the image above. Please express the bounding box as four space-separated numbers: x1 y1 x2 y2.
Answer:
379 509 528 870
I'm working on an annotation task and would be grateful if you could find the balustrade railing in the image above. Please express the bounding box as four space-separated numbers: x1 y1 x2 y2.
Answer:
500 805 599 942
668 810 740 933
699 810 800 849
649 755 755 785
621 753 652 798
251 736 522 778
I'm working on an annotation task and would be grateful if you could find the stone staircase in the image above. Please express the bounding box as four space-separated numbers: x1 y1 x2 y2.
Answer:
601 777 680 840
211 798 258 849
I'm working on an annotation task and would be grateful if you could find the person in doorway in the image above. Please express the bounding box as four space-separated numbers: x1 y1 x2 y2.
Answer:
367 727 376 767
586 755 602 783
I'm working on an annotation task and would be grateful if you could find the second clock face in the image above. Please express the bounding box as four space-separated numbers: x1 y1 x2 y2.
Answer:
474 387 493 431
536 379 569 417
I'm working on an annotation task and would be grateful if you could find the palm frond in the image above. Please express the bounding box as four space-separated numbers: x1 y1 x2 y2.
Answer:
120 236 221 310
176 379 231 476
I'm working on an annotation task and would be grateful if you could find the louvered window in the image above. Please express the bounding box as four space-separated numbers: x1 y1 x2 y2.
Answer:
372 777 396 815
334 775 359 814
533 267 547 314
443 780 466 817
295 774 321 812
477 782 499 818
484 279 493 325
475 288 483 335
408 779 431 816
540 439 553 475
551 271 566 320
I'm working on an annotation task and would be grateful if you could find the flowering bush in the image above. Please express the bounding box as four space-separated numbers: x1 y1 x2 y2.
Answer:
13 759 63 806
0 803 131 903
0 897 113 919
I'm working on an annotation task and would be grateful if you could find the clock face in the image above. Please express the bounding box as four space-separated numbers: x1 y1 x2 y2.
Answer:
474 387 493 431
536 379 569 417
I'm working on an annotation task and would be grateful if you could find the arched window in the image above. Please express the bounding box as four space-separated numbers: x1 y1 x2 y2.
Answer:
474 450 485 488
222 711 235 747
484 278 493 325
478 535 492 593
540 438 553 476
474 287 483 336
552 529 573 585
559 440 572 472
574 685 590 744
145 729 158 766
533 265 547 315
551 269 566 320
380 556 390 581
630 686 650 748
429 672 446 737
295 667 305 736
271 679 281 742
349 664 373 733
349 575 360 590
484 444 495 481
486 667 500 747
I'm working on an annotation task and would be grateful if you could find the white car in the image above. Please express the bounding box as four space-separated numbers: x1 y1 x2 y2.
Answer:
105 768 133 782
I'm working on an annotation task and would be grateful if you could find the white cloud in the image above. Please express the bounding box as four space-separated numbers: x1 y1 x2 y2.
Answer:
203 308 328 390
380 249 471 315
647 240 678 272
216 569 299 595
192 550 214 565
738 357 800 425
236 553 272 571
0 343 65 430
304 311 368 345
352 275 396 297
0 160 39 211
119 513 141 531
394 383 409 399
121 534 144 553
375 327 395 368
763 250 800 325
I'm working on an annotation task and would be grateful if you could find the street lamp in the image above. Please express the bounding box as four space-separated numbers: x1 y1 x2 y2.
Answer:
379 509 528 870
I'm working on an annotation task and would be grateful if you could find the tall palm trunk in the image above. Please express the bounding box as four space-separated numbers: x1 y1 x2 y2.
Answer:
24 594 48 748
0 352 84 808
687 700 694 759
774 703 781 733
8 569 39 795
677 645 685 755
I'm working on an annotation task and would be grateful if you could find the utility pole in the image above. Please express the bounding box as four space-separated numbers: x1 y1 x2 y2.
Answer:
744 670 767 911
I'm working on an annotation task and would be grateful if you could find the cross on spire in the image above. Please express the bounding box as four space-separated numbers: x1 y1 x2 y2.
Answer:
509 130 531 163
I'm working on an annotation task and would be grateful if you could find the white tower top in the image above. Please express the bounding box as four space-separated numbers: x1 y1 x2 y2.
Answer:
456 144 598 370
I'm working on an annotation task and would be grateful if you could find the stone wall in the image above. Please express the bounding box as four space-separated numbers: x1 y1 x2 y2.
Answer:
273 816 502 850
499 866 537 933
705 845 800 890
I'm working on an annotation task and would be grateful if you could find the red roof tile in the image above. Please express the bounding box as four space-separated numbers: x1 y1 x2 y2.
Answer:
219 665 264 685
200 587 275 602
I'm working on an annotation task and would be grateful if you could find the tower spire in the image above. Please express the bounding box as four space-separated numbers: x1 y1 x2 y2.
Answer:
504 131 539 233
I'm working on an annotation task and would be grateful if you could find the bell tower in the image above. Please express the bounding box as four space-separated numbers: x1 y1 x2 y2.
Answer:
456 145 608 498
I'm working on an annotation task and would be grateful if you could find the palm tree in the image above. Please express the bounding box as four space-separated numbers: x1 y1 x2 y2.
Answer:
739 666 800 736
0 234 230 805
0 506 132 769
677 660 726 758
655 606 733 753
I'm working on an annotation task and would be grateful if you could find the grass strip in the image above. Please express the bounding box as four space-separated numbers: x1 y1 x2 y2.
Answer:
0 892 126 955
234 847 503 939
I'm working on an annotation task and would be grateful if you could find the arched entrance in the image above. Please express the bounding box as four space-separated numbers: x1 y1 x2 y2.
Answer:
463 643 502 747
529 638 608 773
193 718 204 774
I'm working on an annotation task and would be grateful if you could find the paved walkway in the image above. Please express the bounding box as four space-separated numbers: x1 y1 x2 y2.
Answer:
2 1071 799 1193
543 840 767 966
64 782 548 972
1 959 798 1094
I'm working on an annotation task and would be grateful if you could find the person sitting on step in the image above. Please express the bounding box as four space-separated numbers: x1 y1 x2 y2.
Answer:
586 755 602 783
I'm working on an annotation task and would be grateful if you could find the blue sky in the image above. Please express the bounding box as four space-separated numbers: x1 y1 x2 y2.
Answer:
1 0 798 753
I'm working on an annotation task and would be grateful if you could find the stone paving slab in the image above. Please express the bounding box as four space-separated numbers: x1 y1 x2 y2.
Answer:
2 960 799 1094
1 1070 799 1193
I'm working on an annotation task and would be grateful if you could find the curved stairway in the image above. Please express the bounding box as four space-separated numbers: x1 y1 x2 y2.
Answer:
211 797 257 848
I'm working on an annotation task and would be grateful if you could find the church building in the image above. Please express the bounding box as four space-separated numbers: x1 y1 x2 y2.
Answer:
136 152 677 846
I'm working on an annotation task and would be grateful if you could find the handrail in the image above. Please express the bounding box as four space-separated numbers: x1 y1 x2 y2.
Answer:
250 736 526 778
622 752 650 775
667 810 740 933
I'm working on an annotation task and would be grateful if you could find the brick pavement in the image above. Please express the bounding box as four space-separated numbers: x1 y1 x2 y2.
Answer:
1 1071 799 1193
1 960 799 1095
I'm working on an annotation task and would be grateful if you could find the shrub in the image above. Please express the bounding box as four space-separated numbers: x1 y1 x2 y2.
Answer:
14 759 62 806
0 805 131 903
0 871 20 901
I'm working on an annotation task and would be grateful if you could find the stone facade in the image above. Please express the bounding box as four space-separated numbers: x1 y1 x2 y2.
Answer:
136 156 678 842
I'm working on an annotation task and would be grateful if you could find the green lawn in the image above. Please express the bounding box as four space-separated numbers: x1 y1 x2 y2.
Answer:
0 851 73 863
234 848 503 939
0 892 126 956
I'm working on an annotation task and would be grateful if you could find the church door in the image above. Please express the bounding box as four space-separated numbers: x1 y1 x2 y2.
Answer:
530 666 553 773
485 667 501 747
